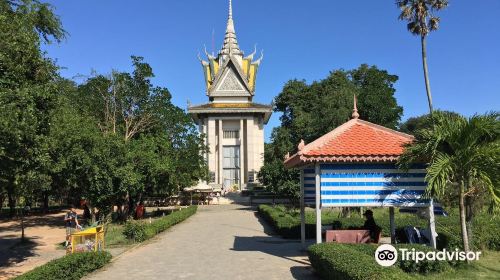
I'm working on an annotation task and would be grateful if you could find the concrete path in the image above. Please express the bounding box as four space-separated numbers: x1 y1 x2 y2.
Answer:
87 204 317 280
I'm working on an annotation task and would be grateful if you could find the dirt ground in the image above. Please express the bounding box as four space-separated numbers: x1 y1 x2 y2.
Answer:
0 209 83 279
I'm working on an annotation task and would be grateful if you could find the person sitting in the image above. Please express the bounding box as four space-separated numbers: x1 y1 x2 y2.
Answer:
362 210 381 242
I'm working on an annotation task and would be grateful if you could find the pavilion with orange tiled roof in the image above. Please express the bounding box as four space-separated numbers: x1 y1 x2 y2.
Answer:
284 96 439 248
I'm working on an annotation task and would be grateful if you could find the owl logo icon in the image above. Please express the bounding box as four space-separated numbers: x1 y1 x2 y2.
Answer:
375 244 398 267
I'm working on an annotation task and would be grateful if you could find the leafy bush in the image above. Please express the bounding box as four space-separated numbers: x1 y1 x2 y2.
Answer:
259 204 500 251
394 244 451 273
257 204 303 238
341 243 450 274
308 243 412 280
14 251 111 280
123 220 148 242
123 205 197 242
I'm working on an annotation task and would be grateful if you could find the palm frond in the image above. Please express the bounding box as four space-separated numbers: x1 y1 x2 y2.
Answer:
429 17 440 31
397 0 448 36
425 151 454 197
431 0 449 10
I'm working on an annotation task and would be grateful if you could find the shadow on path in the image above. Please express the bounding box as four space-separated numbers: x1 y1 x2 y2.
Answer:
253 211 280 236
0 214 64 233
0 237 39 273
0 238 39 267
232 236 318 280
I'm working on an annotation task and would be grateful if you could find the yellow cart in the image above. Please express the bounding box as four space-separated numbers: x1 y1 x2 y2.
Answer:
69 225 105 254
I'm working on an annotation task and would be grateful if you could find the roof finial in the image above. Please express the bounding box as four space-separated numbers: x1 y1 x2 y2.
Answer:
352 94 360 119
220 0 241 56
298 139 305 151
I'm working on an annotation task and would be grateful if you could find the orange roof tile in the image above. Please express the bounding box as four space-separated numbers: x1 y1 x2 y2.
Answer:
284 119 413 167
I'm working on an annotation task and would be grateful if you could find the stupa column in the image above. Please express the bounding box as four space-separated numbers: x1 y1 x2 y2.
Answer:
218 119 223 185
208 118 217 183
240 119 245 188
246 117 254 175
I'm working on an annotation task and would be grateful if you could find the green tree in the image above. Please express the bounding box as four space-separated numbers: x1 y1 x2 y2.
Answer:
399 111 500 252
0 0 65 215
399 110 460 134
274 65 402 145
396 0 448 113
48 94 118 220
260 65 403 198
72 56 207 219
0 1 207 223
259 127 300 203
352 65 402 129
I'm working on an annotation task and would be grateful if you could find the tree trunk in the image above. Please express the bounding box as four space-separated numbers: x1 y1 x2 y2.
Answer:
21 210 25 242
465 188 474 249
340 207 351 218
421 35 434 114
128 195 135 219
43 192 49 214
0 193 5 210
87 201 96 224
7 186 16 218
465 175 474 249
459 181 470 253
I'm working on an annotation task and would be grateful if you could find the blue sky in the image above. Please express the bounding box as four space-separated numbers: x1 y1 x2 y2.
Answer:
43 0 500 141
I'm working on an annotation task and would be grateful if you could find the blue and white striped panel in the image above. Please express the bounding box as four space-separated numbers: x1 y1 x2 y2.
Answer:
303 168 316 206
320 164 429 207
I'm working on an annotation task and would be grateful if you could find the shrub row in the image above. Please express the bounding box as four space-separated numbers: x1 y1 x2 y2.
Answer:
14 251 112 280
308 243 453 280
258 204 500 250
257 204 305 238
123 205 197 242
344 243 451 274
308 243 412 280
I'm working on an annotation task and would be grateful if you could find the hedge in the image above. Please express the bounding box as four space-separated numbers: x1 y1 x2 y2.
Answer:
258 204 500 250
308 243 412 280
341 243 451 274
257 204 305 238
14 251 112 280
123 205 197 242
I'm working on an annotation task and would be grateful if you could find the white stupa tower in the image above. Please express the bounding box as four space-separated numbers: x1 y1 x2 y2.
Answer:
188 0 272 190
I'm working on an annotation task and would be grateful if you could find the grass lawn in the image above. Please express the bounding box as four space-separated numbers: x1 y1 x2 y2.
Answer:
302 207 439 232
424 250 500 280
104 223 134 247
262 204 500 250
284 204 500 280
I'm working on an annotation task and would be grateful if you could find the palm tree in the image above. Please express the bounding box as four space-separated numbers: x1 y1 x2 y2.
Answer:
399 111 500 252
396 0 448 114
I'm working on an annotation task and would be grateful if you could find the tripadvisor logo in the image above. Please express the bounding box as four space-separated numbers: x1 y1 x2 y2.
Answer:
375 244 482 267
375 244 398 266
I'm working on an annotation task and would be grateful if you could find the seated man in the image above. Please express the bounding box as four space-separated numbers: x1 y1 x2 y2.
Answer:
362 210 381 242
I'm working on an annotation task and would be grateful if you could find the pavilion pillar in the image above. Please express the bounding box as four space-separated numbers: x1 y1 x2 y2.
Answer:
300 168 305 249
389 207 396 244
428 199 437 249
315 163 322 244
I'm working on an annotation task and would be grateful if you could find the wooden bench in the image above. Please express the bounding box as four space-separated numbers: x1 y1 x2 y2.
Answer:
325 229 380 244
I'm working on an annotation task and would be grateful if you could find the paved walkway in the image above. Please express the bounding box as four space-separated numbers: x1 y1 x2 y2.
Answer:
87 204 317 280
